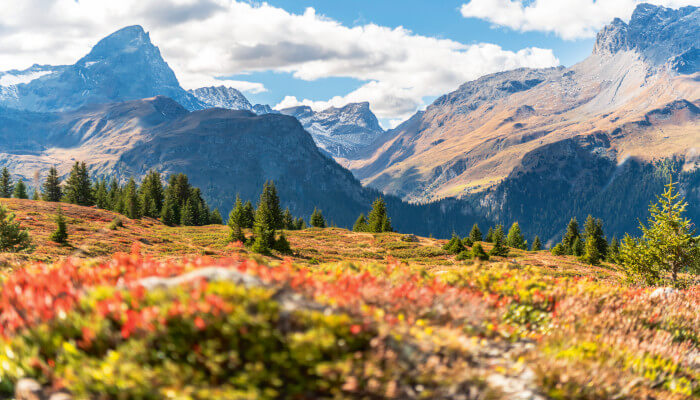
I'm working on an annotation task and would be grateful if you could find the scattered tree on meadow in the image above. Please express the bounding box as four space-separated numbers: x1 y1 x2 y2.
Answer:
261 181 284 229
561 217 581 255
42 166 62 202
210 209 223 225
443 233 466 254
506 222 527 250
93 179 109 209
608 236 620 263
12 179 28 199
310 208 326 228
242 201 255 229
485 227 495 243
353 213 369 232
489 225 509 257
620 175 700 284
274 231 292 253
227 196 248 243
294 217 306 230
571 237 584 257
49 206 68 244
0 203 31 252
282 208 295 230
469 223 482 242
531 236 542 251
251 199 276 254
123 178 141 219
63 162 93 206
367 197 392 233
0 168 12 198
581 215 607 265
32 189 40 201
471 242 489 260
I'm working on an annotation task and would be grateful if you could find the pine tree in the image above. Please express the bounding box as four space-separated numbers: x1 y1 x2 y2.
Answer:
485 227 495 243
32 189 40 201
123 178 141 219
274 231 292 253
550 243 566 256
242 201 255 229
63 162 93 206
489 225 509 257
49 206 68 244
210 209 223 225
42 166 62 202
561 217 580 255
581 235 601 265
443 233 465 254
0 203 31 252
531 236 542 251
251 200 275 254
160 195 178 226
353 213 369 232
139 170 164 218
367 198 392 233
282 208 295 230
471 242 489 260
12 179 28 199
582 215 607 259
180 198 198 226
620 174 700 284
93 180 109 209
462 237 473 248
506 222 527 250
310 208 326 228
261 181 284 229
469 223 483 242
227 196 248 242
0 168 12 198
295 218 306 230
607 236 620 263
572 237 584 257
107 179 120 211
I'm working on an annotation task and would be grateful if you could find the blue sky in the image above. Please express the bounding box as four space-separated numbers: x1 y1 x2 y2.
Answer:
235 0 594 118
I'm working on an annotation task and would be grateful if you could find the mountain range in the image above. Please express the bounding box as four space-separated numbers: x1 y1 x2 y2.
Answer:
0 3 697 241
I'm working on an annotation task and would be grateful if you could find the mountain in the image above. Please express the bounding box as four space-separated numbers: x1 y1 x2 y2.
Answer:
0 25 203 112
0 96 486 236
189 86 253 112
278 102 385 157
345 3 699 240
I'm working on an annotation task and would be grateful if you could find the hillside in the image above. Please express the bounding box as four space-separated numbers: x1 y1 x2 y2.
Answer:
0 199 697 399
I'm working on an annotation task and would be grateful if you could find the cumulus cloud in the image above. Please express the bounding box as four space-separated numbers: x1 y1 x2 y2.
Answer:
460 0 700 40
0 0 559 120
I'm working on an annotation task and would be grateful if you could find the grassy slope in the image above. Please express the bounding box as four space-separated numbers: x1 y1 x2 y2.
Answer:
0 199 623 282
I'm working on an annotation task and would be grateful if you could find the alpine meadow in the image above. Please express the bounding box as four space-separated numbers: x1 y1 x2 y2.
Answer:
0 1 698 399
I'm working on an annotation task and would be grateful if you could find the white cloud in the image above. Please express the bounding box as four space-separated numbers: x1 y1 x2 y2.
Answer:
0 0 559 120
460 0 700 40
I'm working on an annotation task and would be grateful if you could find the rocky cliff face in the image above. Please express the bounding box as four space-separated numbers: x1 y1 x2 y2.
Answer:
279 102 384 157
0 26 203 112
189 86 253 111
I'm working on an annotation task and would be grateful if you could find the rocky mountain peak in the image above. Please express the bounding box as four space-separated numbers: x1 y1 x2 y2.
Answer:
79 25 154 63
189 86 253 111
593 18 630 55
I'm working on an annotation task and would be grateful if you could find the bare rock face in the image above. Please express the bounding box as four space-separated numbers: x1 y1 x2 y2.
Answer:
189 86 253 111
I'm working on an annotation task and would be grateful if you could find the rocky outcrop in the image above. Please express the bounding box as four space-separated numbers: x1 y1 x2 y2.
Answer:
189 86 253 111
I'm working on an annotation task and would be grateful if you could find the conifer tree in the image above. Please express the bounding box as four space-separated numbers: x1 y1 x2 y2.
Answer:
367 197 392 233
160 195 178 226
561 217 580 255
471 242 489 260
107 179 120 210
443 233 466 254
227 196 248 242
180 198 197 226
42 166 62 202
572 237 584 257
282 207 295 230
32 189 40 201
582 215 607 259
123 178 141 219
261 181 284 229
310 208 326 228
462 237 473 247
489 225 509 257
485 227 495 243
550 243 566 256
0 203 31 252
139 170 164 218
0 168 12 198
242 201 255 229
620 175 700 284
581 234 601 265
469 223 482 242
531 236 542 251
353 213 369 232
13 179 28 199
607 236 620 263
295 218 306 230
93 180 109 209
210 209 223 225
49 206 68 244
274 231 292 253
506 222 527 250
251 200 275 253
63 162 93 206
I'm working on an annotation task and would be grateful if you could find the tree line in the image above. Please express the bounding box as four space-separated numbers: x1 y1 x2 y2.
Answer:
1 164 222 227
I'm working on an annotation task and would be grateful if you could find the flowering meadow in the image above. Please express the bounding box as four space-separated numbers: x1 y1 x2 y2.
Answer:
0 244 697 399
